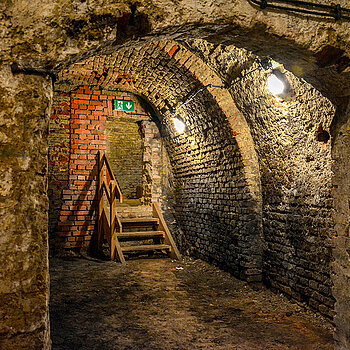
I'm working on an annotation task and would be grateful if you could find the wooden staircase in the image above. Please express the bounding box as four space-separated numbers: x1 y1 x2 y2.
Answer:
97 151 181 263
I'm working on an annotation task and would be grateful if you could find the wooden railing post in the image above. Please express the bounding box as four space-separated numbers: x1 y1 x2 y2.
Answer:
110 181 125 263
96 151 125 262
110 181 116 260
97 151 104 252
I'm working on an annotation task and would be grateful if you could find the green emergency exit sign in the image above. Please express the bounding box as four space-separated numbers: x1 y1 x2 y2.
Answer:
114 100 135 112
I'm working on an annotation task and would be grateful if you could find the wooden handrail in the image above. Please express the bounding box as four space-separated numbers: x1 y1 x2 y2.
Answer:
99 151 123 203
97 151 124 262
101 180 111 203
153 203 181 260
104 154 116 182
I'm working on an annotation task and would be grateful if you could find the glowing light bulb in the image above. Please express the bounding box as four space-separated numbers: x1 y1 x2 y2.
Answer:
173 117 186 134
267 74 285 96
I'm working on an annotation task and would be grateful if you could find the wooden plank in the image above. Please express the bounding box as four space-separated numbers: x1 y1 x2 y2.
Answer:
117 231 165 241
102 210 111 246
121 244 171 252
120 218 159 226
153 203 181 260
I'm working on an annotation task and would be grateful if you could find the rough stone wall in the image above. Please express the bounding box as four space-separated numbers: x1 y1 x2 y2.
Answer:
0 69 52 349
3 0 350 105
332 99 350 350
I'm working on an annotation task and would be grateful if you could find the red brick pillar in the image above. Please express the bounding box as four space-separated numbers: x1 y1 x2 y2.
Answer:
57 86 107 248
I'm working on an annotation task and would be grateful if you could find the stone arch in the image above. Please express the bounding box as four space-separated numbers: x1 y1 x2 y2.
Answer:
51 40 263 281
59 40 262 211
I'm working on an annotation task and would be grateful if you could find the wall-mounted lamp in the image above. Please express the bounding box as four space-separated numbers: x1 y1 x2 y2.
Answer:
267 73 285 96
260 57 290 98
173 116 186 134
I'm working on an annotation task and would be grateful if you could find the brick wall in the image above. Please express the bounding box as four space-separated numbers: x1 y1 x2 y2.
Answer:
184 39 337 317
164 93 260 281
49 86 164 249
53 86 106 249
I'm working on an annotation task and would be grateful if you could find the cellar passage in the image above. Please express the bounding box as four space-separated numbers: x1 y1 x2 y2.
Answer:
1 1 350 350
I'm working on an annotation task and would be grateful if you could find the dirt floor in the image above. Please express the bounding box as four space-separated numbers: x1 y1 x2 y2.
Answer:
50 255 334 350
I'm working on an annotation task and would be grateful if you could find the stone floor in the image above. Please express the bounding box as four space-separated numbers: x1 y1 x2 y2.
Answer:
50 255 334 350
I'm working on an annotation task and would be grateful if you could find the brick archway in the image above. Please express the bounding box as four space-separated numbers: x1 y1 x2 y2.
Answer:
51 40 263 283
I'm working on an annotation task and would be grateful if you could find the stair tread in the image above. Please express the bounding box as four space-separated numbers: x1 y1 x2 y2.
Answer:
121 244 171 252
121 217 159 224
117 231 164 237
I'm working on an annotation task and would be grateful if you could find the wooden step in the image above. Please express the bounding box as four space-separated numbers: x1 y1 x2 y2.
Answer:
121 244 171 253
120 217 159 227
117 231 165 241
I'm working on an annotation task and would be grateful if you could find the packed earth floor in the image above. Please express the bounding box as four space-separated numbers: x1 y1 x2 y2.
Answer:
50 255 334 350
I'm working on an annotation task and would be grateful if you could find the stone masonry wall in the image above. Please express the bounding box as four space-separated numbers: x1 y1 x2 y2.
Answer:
48 92 70 242
185 40 336 317
107 120 142 199
141 121 170 204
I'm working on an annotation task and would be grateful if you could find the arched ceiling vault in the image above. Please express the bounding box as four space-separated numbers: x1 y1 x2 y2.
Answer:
56 41 263 211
